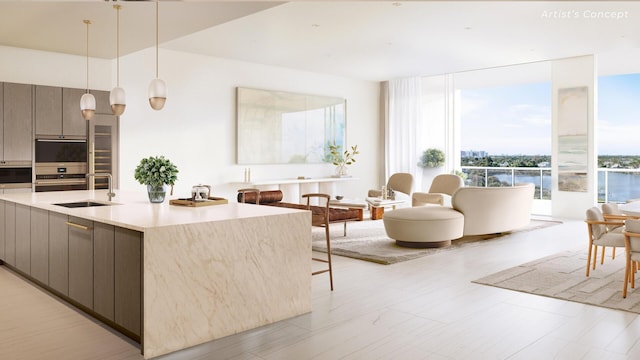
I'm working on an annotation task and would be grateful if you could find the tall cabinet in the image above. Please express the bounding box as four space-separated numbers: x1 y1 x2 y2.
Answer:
2 82 33 161
33 85 119 190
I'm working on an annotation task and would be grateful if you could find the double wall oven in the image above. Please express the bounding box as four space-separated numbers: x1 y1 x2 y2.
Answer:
34 138 88 192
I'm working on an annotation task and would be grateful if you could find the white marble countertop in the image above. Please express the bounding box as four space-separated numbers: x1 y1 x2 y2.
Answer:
0 190 307 232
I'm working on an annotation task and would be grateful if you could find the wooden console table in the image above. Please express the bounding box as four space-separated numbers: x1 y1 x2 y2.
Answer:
235 177 358 204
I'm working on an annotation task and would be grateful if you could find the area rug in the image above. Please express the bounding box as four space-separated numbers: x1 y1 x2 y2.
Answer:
311 219 561 265
472 250 640 314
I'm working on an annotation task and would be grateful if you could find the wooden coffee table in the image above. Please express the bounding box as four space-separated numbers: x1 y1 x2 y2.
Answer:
366 197 407 220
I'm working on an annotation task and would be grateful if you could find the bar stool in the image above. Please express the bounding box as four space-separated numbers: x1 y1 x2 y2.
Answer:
303 193 333 291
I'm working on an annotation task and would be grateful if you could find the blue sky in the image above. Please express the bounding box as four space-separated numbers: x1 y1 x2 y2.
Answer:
461 82 551 155
460 74 640 156
598 73 640 155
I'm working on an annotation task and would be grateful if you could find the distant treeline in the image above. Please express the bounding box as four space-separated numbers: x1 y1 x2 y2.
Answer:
462 155 640 169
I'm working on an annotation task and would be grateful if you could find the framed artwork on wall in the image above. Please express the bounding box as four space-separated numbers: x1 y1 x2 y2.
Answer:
236 87 346 165
557 86 588 192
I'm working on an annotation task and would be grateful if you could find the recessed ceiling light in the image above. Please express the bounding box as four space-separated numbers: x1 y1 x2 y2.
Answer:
464 26 472 30
392 2 402 6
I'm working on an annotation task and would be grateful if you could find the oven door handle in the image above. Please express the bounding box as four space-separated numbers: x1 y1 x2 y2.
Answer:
35 179 87 186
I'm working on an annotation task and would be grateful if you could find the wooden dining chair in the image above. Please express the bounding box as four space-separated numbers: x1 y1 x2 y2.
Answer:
585 206 625 277
623 219 640 298
602 203 640 263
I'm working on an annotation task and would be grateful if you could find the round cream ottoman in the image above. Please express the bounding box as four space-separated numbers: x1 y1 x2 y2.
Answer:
383 206 464 248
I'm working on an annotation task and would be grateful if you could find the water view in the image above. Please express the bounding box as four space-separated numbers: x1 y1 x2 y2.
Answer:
462 155 640 203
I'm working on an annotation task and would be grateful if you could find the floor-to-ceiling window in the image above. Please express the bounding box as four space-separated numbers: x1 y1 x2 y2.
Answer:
597 73 640 203
459 81 552 195
455 62 552 203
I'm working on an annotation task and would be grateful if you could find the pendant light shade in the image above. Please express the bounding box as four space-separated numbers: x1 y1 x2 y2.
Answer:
80 92 96 120
149 0 166 110
148 78 166 110
110 87 126 116
110 4 126 116
81 19 95 120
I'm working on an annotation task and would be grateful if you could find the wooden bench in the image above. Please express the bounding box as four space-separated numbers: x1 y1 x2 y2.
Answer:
237 189 362 236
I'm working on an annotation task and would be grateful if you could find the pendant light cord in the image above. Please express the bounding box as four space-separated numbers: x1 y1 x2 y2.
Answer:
115 5 121 87
84 20 90 93
155 0 159 79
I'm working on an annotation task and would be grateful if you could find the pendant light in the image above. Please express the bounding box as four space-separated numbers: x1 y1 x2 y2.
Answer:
148 0 166 110
110 4 126 116
80 19 96 120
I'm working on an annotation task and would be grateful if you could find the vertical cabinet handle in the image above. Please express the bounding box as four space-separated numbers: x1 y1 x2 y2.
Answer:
65 221 92 231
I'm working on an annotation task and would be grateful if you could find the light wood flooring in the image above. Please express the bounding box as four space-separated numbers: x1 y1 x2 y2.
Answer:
3 217 640 359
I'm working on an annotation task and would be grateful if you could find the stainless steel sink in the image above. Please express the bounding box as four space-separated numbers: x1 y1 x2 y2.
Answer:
53 201 112 208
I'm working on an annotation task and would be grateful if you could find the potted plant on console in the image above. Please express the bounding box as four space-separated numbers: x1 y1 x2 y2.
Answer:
134 155 179 203
329 142 359 177
418 148 445 191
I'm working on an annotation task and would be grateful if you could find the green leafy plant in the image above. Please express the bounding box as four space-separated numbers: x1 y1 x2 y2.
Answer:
329 143 359 167
451 169 468 181
134 156 179 186
418 148 445 168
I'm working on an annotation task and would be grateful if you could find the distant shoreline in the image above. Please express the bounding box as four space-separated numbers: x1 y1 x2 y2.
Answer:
462 154 640 169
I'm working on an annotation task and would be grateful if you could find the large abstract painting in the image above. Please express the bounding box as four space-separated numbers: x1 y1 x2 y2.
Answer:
236 87 346 164
557 86 588 192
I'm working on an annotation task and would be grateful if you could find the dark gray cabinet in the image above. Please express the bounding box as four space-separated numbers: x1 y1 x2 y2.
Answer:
0 85 3 160
62 87 88 137
2 82 33 161
92 90 111 115
35 85 63 137
68 216 93 310
4 201 15 266
30 207 49 284
3 205 142 340
35 85 91 138
115 227 142 337
15 204 30 274
48 211 69 295
94 222 115 321
0 201 4 261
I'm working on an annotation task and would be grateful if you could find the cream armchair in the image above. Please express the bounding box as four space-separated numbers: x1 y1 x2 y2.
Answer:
412 174 464 207
368 172 413 200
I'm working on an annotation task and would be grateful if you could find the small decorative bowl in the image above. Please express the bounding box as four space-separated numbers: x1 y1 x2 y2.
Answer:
335 195 344 200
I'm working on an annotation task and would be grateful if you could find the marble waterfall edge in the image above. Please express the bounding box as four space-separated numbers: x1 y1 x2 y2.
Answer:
143 212 311 358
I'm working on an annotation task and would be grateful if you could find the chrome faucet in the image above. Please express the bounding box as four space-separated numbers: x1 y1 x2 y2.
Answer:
86 173 116 201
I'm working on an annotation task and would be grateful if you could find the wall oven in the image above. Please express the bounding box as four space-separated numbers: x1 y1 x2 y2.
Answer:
0 161 32 191
34 139 88 192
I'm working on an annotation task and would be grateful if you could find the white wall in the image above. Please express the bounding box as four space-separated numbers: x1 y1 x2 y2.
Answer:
117 48 380 201
0 45 380 202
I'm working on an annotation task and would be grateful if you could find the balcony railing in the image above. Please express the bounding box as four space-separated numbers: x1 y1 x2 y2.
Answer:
461 166 551 200
598 168 640 203
461 166 640 203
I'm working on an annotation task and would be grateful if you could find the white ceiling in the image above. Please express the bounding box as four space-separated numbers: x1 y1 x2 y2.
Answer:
1 1 640 82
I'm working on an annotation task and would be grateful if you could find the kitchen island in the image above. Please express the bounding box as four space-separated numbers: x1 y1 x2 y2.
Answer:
0 190 312 358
